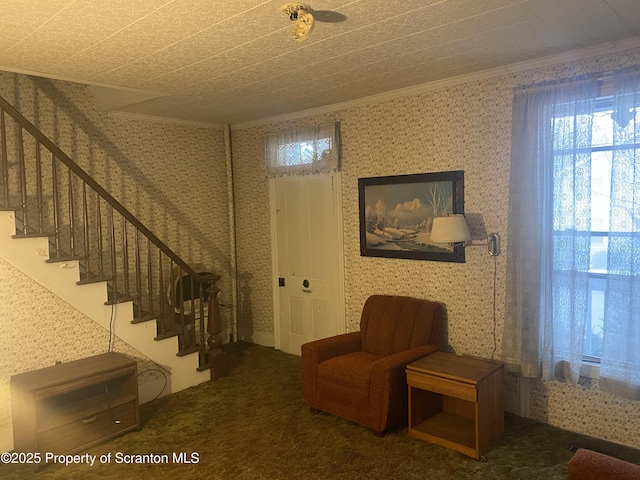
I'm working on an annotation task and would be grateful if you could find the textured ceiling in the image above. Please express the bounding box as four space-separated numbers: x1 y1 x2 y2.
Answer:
1 0 640 126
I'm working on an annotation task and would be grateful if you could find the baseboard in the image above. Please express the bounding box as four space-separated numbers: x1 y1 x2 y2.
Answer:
237 328 275 347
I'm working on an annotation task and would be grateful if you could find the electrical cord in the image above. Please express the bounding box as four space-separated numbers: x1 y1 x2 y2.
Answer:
108 302 116 352
106 296 167 402
492 253 498 361
138 368 168 401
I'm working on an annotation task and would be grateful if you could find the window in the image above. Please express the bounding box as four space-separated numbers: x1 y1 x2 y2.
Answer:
552 99 628 360
275 137 333 167
263 123 340 177
504 70 640 399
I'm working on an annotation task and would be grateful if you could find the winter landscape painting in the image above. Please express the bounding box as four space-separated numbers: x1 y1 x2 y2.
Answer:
358 170 465 262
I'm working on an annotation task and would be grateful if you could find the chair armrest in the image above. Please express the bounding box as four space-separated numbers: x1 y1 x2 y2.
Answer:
568 449 640 480
301 332 362 408
301 332 361 364
371 343 439 379
368 344 439 432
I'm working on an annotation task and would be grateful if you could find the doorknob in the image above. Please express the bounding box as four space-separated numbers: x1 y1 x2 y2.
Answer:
302 279 310 288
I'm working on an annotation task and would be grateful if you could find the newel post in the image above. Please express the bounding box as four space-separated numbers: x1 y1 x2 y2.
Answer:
205 274 228 380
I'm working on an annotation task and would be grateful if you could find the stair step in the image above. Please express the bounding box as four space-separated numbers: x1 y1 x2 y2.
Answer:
177 344 203 357
131 312 162 324
105 293 138 305
0 206 20 211
76 274 114 286
11 232 53 239
45 255 86 263
155 331 179 341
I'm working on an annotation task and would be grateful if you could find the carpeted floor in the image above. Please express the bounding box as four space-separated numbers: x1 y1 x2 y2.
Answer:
2 342 639 479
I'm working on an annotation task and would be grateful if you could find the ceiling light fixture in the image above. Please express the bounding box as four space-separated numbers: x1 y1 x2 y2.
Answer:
281 3 315 41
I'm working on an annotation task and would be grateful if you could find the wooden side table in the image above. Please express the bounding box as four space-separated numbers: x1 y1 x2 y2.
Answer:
406 351 504 459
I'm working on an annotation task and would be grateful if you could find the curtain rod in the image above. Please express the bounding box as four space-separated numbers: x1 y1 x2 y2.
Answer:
513 65 640 93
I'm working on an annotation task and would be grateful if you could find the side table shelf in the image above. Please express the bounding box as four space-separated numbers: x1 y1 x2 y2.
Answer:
406 351 504 459
11 352 140 455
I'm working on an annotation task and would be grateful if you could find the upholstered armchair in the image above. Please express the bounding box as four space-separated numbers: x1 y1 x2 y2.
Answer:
301 294 443 436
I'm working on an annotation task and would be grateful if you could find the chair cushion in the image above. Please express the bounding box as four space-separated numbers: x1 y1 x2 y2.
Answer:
317 351 383 390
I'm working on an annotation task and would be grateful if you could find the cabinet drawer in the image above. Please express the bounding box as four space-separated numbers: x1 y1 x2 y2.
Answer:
407 371 476 402
38 401 138 454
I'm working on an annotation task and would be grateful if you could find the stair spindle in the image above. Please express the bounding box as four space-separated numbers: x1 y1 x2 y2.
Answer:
67 168 75 256
82 182 90 276
178 266 186 347
96 195 104 277
51 153 61 258
0 109 9 206
17 127 28 234
198 279 206 364
35 142 44 232
109 205 117 300
190 275 196 346
146 239 153 316
158 250 165 319
122 216 129 298
135 227 142 309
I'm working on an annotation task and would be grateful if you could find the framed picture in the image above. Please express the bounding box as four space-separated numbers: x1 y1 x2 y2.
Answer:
358 170 465 262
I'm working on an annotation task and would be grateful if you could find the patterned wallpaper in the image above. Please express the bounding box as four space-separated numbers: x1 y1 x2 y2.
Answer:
231 48 640 448
0 258 164 429
2 43 639 451
0 72 231 431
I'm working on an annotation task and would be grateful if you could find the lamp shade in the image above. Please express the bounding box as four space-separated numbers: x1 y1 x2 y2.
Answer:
430 215 471 244
291 9 314 41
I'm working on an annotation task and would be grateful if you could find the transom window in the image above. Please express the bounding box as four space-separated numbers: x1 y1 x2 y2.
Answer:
276 137 333 167
263 123 340 177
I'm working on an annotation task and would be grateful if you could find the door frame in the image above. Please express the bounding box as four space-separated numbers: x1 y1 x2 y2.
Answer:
269 172 346 351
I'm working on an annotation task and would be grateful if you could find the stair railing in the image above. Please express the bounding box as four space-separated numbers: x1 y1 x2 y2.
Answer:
0 94 222 371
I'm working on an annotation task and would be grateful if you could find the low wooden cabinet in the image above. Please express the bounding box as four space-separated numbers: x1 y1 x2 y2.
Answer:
406 351 504 459
10 352 140 454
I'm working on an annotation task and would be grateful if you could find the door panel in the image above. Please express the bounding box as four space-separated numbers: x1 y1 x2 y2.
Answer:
272 173 342 355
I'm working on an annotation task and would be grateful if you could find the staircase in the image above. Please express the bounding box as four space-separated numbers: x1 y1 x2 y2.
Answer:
0 94 224 393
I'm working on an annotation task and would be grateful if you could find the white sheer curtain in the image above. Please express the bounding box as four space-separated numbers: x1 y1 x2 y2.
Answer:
264 123 341 177
503 69 640 399
599 71 640 398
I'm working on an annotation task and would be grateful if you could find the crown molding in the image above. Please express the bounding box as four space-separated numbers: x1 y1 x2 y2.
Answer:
231 36 640 130
4 35 640 131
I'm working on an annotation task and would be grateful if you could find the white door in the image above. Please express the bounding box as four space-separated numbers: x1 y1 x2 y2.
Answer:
271 172 344 355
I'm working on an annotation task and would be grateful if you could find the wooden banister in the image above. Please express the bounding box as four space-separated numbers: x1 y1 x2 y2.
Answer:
0 93 223 374
0 96 205 281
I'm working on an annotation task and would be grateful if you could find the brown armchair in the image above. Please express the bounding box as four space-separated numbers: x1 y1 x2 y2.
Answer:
301 294 443 436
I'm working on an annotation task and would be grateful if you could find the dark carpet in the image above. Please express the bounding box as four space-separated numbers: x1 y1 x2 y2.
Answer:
2 342 639 479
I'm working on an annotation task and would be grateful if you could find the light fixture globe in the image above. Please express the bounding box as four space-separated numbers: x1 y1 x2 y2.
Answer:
281 3 315 41
280 3 310 19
